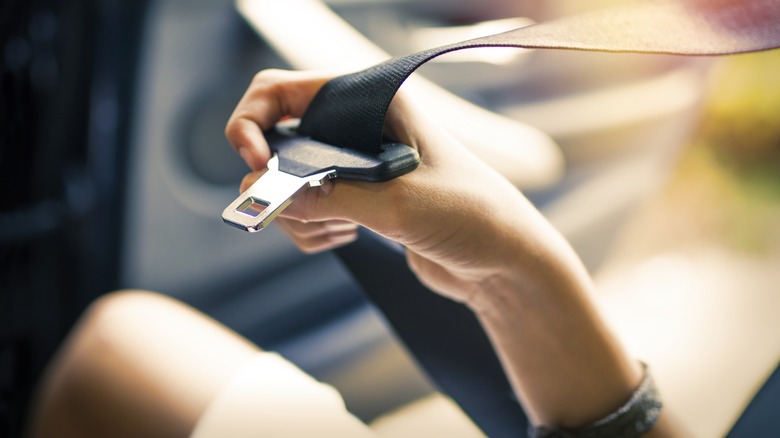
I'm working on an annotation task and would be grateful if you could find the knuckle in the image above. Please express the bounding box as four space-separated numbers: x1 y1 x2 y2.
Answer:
251 68 287 87
292 191 319 224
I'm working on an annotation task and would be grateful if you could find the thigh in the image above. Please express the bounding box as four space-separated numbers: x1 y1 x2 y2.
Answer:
30 290 377 438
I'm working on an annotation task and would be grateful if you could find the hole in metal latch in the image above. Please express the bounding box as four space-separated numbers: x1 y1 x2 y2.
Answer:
236 197 269 217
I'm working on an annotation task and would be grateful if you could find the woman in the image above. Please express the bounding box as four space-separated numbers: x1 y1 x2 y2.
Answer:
26 69 677 437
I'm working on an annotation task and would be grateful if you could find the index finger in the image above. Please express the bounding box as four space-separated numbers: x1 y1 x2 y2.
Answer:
225 69 335 171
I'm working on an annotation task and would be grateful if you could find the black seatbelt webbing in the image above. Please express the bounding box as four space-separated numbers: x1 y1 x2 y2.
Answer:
727 362 780 437
299 0 780 153
299 1 780 436
334 230 528 437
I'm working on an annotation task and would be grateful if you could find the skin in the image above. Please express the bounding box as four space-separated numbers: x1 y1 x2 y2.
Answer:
27 68 679 438
226 69 679 434
26 291 260 438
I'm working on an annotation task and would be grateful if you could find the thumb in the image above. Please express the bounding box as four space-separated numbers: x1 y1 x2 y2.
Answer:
286 176 407 234
239 170 407 234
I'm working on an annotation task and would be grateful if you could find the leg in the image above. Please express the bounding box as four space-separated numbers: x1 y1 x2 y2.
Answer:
26 290 258 438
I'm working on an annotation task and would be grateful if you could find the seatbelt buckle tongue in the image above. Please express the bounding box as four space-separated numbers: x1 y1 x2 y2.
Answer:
221 119 419 233
221 154 335 233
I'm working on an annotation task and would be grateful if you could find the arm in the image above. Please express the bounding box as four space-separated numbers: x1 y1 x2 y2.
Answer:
226 69 677 434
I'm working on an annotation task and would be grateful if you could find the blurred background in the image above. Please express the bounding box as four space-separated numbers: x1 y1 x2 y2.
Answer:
1 0 778 437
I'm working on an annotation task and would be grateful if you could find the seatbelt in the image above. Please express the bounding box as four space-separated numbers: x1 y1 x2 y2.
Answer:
727 362 780 437
334 230 528 436
296 1 780 435
299 0 780 154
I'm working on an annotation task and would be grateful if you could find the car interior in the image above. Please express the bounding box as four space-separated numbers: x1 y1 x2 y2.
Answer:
3 0 779 437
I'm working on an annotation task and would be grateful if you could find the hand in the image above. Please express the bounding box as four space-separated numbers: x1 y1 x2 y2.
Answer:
226 71 665 432
226 69 586 307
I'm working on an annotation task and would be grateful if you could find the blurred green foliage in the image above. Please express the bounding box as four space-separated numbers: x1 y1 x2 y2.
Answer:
663 50 780 253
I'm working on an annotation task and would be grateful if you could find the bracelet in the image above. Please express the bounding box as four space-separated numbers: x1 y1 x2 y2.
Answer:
528 363 662 438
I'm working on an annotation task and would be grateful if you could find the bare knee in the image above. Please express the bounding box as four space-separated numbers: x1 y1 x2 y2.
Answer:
56 290 191 377
27 290 198 438
72 288 260 412
28 290 257 438
81 289 193 342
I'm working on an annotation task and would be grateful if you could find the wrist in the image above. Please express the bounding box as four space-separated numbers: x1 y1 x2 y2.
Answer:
463 246 645 429
463 204 594 313
529 363 663 438
466 246 593 319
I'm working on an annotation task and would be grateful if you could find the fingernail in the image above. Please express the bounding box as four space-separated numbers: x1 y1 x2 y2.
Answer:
324 221 359 232
328 232 358 245
319 180 334 196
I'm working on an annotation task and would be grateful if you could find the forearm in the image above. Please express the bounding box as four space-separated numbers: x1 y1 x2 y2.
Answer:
467 225 643 430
